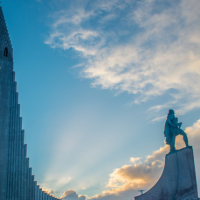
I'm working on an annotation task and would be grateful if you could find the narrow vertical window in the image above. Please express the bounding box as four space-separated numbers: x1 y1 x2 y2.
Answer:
4 47 8 57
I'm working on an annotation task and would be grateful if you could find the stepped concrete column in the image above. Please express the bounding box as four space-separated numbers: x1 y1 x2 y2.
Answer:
39 188 42 200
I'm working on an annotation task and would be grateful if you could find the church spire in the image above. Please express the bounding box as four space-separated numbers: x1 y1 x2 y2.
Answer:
0 5 60 200
0 6 13 61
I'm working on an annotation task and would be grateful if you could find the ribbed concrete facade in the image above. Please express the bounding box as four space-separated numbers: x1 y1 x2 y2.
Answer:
0 6 59 200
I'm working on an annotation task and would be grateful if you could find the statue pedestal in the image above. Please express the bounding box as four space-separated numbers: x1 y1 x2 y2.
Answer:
135 146 198 200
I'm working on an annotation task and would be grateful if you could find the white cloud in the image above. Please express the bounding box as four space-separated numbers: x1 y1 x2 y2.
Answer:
130 157 141 164
42 188 54 194
40 173 72 194
105 145 168 191
61 190 87 200
45 0 200 117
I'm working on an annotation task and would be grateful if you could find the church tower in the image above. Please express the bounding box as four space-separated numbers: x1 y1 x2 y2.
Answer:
0 6 59 200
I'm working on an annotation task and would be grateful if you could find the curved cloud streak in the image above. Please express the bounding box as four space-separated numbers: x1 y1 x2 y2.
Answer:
46 0 200 116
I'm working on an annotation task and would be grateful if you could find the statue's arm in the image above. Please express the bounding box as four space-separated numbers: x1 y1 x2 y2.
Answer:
166 119 177 127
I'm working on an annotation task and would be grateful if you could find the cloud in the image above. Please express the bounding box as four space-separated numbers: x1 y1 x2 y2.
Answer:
103 146 168 193
45 0 200 117
87 119 200 200
42 188 54 194
130 157 141 164
39 174 72 197
78 195 87 200
61 190 87 200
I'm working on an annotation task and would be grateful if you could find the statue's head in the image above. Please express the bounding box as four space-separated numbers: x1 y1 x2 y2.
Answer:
168 109 175 119
168 109 175 115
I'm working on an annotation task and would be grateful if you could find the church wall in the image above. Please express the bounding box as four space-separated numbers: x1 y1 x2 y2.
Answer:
0 59 13 200
0 6 60 200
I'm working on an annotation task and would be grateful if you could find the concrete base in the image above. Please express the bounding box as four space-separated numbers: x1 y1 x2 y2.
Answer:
135 146 198 200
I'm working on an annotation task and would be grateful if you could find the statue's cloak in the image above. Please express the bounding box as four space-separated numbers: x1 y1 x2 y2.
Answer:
164 119 173 145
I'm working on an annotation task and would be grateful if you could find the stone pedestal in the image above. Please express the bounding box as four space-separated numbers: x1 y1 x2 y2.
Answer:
135 146 198 200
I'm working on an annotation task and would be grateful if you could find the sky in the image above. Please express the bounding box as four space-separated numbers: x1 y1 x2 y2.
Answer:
2 0 200 199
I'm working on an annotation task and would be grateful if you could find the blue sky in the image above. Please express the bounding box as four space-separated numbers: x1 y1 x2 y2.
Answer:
2 0 200 199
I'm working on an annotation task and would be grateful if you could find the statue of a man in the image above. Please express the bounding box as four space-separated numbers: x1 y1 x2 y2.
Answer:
164 109 189 152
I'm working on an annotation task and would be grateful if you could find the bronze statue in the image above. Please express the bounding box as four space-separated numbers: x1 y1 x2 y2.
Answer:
164 109 189 152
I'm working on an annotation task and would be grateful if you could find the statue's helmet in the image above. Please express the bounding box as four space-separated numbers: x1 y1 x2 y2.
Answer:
168 109 175 115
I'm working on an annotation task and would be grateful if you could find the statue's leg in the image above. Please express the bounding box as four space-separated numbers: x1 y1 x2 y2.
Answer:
179 129 189 147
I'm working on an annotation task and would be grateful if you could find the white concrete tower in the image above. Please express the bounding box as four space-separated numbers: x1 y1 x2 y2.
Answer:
0 6 59 200
0 5 14 200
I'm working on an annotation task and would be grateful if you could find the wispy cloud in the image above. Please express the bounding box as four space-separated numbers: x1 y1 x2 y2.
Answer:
45 0 200 116
130 157 141 164
40 173 72 196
